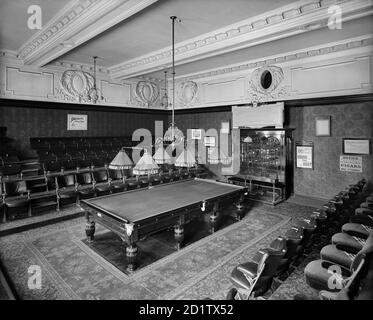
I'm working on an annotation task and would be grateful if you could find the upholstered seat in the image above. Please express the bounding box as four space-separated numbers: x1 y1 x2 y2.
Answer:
3 180 30 221
76 172 95 200
361 202 373 210
93 170 113 195
151 176 161 186
332 232 364 253
320 244 355 270
304 260 349 292
350 214 373 227
342 223 371 239
305 232 373 293
355 207 373 216
5 197 30 208
57 174 78 205
161 174 171 183
230 239 286 299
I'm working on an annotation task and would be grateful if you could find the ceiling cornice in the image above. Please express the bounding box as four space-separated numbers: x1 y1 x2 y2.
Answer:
109 0 373 80
173 34 373 82
17 0 160 67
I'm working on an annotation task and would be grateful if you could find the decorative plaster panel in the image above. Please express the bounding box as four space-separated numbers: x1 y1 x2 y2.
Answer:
133 80 159 107
101 80 131 104
202 77 246 105
291 56 371 95
176 81 199 107
57 69 94 103
5 67 54 98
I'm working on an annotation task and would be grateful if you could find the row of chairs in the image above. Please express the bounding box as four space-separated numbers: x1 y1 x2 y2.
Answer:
302 191 373 300
30 136 133 154
0 148 123 180
0 154 20 165
224 179 368 300
0 166 208 223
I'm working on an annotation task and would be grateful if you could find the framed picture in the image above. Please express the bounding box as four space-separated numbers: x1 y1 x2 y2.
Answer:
204 136 216 147
315 116 330 136
191 129 202 140
295 143 313 169
343 139 370 155
67 114 87 130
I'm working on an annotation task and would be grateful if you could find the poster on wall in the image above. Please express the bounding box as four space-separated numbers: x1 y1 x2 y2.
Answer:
340 155 362 172
295 144 313 169
67 114 88 130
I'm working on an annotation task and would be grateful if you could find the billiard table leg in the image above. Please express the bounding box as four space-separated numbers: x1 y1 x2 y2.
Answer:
174 225 184 250
235 203 246 221
126 244 138 272
85 220 96 242
209 203 219 233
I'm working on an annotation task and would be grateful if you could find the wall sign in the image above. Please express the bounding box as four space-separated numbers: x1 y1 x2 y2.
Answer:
295 143 313 169
340 155 362 172
343 139 370 155
67 114 87 130
204 136 216 147
191 129 202 140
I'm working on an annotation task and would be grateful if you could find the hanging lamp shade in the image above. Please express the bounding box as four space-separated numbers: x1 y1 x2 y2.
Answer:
133 151 159 175
175 148 196 167
163 125 184 145
153 146 172 164
109 148 134 170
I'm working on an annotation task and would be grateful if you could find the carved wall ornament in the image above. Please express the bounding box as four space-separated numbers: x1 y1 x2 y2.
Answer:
59 70 95 103
134 80 159 107
176 81 198 107
248 65 289 104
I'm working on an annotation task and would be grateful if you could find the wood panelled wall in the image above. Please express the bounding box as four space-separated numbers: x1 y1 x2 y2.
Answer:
0 99 168 157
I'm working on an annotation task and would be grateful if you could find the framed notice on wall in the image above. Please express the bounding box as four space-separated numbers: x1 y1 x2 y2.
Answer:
315 116 331 136
340 155 362 173
295 143 313 169
191 129 202 140
67 114 87 130
204 136 216 147
343 139 370 155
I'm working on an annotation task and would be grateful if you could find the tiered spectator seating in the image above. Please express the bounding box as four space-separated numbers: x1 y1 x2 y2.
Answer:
302 187 373 299
226 179 368 300
0 136 209 223
1 165 209 223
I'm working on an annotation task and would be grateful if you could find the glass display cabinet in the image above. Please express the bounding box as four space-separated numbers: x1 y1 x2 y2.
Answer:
228 128 293 205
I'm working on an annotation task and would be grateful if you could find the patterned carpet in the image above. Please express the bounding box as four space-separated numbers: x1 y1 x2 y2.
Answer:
0 201 317 300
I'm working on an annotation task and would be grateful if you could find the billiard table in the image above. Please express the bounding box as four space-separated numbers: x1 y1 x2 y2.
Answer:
80 178 247 272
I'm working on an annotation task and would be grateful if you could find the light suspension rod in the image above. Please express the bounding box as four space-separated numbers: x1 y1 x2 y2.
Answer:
170 16 177 139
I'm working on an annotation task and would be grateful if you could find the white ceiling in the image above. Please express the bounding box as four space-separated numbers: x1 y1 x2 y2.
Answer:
58 0 294 66
0 0 71 50
1 0 372 81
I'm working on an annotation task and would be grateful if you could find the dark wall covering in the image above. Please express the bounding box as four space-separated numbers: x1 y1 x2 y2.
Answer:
0 100 168 157
1 98 372 200
289 102 373 199
173 101 373 200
